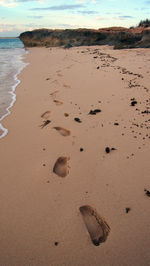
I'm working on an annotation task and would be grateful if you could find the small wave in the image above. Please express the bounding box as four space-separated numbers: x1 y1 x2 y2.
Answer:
0 49 29 139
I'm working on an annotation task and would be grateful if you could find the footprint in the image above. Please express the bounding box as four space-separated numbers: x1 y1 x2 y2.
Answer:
53 156 70 177
79 205 110 246
57 73 63 77
40 120 51 129
50 90 59 99
41 110 51 119
53 127 71 136
64 113 69 117
53 99 63 106
63 84 71 89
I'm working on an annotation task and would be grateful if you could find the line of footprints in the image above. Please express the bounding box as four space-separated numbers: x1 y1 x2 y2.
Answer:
39 93 110 246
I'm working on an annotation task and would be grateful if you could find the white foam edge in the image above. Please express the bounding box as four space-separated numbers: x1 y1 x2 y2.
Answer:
0 49 29 139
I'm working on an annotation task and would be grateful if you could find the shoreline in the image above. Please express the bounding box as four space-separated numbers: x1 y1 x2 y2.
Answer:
0 46 150 265
0 48 28 139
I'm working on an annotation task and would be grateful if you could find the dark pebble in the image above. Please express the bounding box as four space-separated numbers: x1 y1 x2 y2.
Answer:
74 117 82 123
80 148 84 152
89 109 101 115
105 147 110 153
54 242 59 246
131 101 137 106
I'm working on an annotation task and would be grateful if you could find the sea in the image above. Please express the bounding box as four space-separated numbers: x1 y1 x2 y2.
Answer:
0 38 27 139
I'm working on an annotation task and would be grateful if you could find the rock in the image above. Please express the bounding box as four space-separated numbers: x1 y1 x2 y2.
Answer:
19 27 150 49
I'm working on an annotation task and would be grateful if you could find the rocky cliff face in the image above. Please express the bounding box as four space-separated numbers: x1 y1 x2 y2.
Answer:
19 27 150 49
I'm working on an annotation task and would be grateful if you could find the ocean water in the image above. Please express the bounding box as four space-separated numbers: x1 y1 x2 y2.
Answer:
0 38 27 138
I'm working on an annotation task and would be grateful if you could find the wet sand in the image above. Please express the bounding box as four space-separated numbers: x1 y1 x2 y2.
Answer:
0 46 150 266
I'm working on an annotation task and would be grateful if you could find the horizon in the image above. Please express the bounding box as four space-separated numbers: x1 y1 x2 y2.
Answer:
0 0 150 37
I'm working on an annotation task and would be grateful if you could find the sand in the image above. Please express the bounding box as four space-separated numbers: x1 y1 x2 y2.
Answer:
0 46 150 266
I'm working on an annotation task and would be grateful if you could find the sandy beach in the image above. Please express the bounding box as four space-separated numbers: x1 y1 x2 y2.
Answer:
0 45 150 266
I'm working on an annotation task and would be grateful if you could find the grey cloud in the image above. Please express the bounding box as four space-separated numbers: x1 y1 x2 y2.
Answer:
30 4 84 11
118 16 134 19
77 10 98 14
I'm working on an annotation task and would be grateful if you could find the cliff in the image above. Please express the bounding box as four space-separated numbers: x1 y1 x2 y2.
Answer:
19 27 150 49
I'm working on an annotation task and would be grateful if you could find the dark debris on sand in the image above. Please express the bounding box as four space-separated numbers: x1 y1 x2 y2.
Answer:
144 189 150 197
105 147 110 153
131 100 137 106
125 208 131 213
74 117 82 123
80 148 84 152
89 109 101 115
105 147 117 153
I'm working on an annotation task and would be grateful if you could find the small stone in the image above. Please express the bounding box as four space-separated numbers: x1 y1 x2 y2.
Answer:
54 242 59 246
80 148 84 152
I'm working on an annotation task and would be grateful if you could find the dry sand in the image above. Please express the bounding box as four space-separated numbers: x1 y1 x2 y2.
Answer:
0 46 150 266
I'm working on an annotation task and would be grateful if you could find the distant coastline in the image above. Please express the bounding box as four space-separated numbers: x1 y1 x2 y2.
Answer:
0 37 18 39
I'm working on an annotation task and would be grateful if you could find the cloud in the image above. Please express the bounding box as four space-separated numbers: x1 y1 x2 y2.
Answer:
118 16 134 19
27 15 44 19
0 23 15 27
77 10 98 14
0 0 18 7
77 0 97 3
0 0 45 7
30 4 84 11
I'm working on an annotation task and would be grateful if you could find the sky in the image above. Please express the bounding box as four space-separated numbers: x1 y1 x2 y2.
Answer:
0 0 150 37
